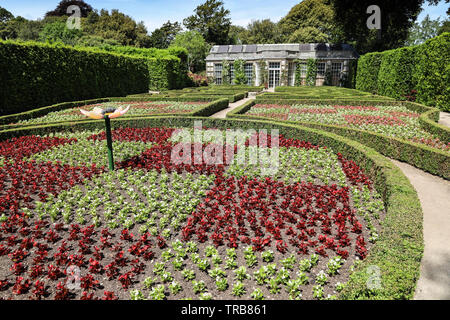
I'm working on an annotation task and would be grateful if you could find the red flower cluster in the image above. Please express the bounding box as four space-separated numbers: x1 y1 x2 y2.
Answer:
344 114 406 126
246 133 320 150
0 136 76 161
0 161 104 215
337 153 373 188
0 211 160 299
333 105 379 111
88 127 176 145
182 175 365 259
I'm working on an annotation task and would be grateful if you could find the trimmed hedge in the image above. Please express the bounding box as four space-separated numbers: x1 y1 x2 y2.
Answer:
355 52 384 94
0 97 229 130
0 40 149 116
377 46 418 100
228 99 450 180
414 33 450 111
357 33 450 111
0 116 424 300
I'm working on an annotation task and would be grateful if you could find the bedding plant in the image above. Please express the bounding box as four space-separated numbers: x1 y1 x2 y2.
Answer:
0 126 385 300
245 104 450 152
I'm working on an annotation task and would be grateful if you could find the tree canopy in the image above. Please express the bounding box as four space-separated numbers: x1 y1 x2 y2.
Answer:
170 30 210 72
45 0 94 18
149 21 182 49
406 14 444 46
183 0 231 45
278 0 336 43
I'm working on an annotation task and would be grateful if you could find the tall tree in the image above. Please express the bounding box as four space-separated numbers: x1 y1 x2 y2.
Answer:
330 0 447 54
39 20 82 45
149 21 182 49
240 19 282 44
0 6 14 23
84 9 151 47
406 14 443 45
45 0 94 18
170 30 210 72
278 0 336 43
183 0 231 45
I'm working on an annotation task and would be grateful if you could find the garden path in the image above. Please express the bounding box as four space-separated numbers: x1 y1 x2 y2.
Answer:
439 112 450 128
390 159 450 300
210 96 256 119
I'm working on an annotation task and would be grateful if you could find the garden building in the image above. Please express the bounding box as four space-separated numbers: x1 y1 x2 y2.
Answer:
205 43 359 88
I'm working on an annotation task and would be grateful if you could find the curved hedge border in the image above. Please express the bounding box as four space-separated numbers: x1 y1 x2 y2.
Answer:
0 97 229 130
227 99 450 180
0 116 424 300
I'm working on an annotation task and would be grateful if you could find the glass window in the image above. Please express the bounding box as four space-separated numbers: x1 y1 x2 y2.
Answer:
244 63 253 86
229 64 235 82
288 62 296 86
269 62 281 69
317 62 326 77
214 64 223 85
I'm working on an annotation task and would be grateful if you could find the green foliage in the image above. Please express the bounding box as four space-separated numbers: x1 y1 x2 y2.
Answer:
45 0 94 18
357 33 449 111
305 59 317 86
39 20 82 45
170 31 210 73
183 0 231 45
0 40 149 115
149 20 182 49
238 19 282 44
355 52 384 94
414 32 450 112
233 60 247 85
222 60 231 85
377 46 418 100
406 14 444 46
279 0 335 43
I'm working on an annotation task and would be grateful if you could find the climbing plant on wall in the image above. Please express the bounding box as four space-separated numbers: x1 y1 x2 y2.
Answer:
294 60 304 86
258 60 268 87
306 58 317 86
233 59 247 85
222 60 231 85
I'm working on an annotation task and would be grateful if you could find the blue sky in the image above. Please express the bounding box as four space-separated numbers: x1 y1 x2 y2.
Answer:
1 0 448 32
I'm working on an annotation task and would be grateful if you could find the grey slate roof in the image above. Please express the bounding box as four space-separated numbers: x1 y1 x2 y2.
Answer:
206 43 359 61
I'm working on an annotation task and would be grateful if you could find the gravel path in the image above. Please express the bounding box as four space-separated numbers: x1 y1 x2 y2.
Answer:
390 159 450 300
439 112 450 128
210 96 255 119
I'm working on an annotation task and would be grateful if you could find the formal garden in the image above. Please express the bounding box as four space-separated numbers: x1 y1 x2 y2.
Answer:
0 0 449 303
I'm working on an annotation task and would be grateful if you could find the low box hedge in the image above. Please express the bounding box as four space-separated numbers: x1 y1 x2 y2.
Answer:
228 100 450 180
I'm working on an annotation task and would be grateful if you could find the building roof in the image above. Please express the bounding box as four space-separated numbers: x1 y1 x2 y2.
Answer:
206 43 359 61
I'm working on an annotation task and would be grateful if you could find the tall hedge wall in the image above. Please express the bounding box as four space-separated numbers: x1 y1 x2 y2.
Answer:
414 33 450 111
91 45 190 90
355 52 383 94
0 41 149 115
356 33 450 111
377 46 418 100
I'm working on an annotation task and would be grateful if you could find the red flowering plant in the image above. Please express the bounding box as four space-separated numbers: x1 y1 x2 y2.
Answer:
0 126 385 300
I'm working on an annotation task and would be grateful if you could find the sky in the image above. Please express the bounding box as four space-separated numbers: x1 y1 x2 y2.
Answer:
1 0 448 32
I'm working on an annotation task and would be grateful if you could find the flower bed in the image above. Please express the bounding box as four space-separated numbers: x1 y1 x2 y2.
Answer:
246 104 450 152
0 126 389 300
15 102 209 126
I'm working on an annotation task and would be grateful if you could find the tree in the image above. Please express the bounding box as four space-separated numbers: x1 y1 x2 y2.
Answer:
149 21 182 49
45 0 94 18
39 20 82 45
240 19 282 44
183 0 231 45
438 20 450 34
329 0 447 54
171 30 210 72
406 14 443 45
83 9 151 47
228 25 246 44
1 16 43 41
0 6 14 23
278 0 336 43
288 26 329 43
